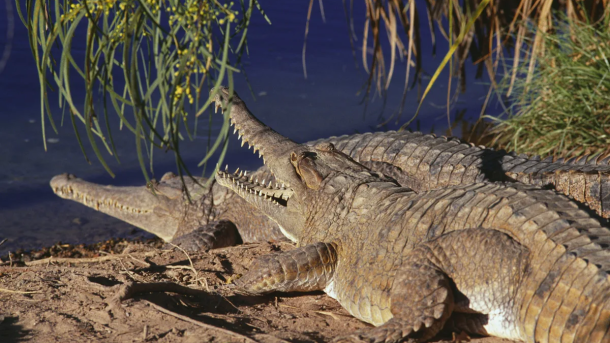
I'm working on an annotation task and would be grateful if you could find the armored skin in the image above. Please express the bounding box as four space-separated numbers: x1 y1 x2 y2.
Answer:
51 130 610 251
212 87 610 343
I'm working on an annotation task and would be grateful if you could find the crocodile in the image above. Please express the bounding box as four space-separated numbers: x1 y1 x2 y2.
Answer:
309 132 610 220
212 87 610 342
51 128 610 252
50 170 287 252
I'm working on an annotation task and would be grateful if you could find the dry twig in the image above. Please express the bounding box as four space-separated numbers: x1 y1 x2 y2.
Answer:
167 242 209 291
0 287 43 295
25 251 157 266
143 300 258 343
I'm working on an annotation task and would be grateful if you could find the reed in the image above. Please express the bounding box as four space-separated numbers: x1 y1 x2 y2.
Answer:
339 0 609 125
487 16 610 158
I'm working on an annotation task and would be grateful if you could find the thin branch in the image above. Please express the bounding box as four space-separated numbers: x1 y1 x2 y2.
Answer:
144 300 258 343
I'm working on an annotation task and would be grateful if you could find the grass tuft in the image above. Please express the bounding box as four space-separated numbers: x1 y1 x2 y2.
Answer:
487 16 610 158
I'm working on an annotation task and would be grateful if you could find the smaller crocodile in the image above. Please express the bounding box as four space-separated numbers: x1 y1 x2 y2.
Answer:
213 87 610 343
50 170 287 251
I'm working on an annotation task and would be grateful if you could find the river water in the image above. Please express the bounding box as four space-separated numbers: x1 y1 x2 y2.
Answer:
0 0 498 253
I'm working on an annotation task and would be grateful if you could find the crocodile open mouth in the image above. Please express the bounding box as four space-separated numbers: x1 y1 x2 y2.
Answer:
212 87 304 208
214 102 270 159
216 167 293 207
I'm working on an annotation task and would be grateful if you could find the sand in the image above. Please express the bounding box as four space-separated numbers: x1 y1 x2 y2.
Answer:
0 239 516 343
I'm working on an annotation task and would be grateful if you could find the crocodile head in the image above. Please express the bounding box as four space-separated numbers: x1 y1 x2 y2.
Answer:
213 87 396 243
50 172 214 242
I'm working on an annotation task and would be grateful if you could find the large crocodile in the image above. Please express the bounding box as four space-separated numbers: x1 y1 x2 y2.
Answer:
212 87 610 342
51 128 610 252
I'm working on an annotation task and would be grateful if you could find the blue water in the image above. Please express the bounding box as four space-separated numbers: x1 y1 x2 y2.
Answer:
0 0 498 253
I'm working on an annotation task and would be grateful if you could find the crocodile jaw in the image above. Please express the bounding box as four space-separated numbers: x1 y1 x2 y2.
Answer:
212 87 309 238
50 173 182 241
211 87 305 192
215 168 300 239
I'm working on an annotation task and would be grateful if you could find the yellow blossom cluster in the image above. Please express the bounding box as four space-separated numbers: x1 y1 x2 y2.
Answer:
60 0 135 22
58 0 243 110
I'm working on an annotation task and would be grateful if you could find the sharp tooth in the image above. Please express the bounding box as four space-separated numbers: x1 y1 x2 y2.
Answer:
248 144 252 149
259 151 262 158
238 134 242 141
225 165 229 172
235 167 240 174
239 171 244 177
256 178 259 183
233 127 237 134
282 183 285 188
244 171 248 176
241 139 246 147
262 179 265 185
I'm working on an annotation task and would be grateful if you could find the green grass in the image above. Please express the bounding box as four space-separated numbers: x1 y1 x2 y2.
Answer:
487 17 610 158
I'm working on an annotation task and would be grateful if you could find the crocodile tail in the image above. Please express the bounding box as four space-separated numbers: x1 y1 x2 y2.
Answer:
523 254 610 343
504 153 610 219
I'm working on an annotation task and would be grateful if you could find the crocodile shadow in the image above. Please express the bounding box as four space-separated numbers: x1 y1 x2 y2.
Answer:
0 316 31 343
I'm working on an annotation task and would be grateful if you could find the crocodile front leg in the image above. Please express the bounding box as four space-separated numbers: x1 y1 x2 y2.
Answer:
335 249 455 343
165 220 240 252
335 228 529 343
234 242 338 294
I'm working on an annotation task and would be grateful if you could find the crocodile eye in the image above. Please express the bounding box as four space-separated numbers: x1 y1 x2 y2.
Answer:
291 152 298 162
315 142 335 152
146 179 158 189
